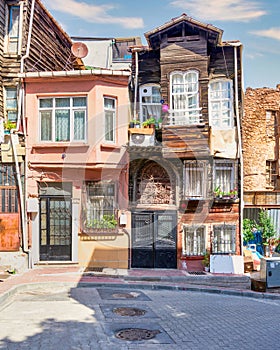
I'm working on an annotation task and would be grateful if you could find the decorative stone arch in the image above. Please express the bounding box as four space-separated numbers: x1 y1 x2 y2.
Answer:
130 159 178 205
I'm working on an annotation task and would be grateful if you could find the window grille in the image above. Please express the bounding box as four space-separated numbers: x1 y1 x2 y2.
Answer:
182 225 206 256
184 160 207 199
212 224 236 254
83 182 116 230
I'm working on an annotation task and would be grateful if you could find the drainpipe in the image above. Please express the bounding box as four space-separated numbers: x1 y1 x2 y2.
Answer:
133 49 139 121
14 0 36 266
228 42 244 256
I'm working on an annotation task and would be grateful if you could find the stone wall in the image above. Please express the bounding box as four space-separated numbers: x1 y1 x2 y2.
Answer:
243 87 280 191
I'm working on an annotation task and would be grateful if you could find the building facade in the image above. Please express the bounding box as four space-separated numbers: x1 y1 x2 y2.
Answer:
127 14 244 272
21 69 131 269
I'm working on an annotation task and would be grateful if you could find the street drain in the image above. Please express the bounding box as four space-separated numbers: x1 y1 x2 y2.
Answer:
115 328 160 341
113 307 146 316
188 271 206 275
112 292 138 299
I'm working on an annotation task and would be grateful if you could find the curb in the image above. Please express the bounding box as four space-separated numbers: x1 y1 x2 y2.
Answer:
1 280 280 307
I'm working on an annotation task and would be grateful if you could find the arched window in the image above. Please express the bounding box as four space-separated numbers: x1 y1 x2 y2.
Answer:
169 70 200 125
209 79 233 128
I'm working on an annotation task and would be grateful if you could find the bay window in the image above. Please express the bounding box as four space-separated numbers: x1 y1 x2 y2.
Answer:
169 70 201 125
182 225 206 256
39 97 86 142
104 97 116 142
212 224 236 254
139 85 162 123
209 79 233 128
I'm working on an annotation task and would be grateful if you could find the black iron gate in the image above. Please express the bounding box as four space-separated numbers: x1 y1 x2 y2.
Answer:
39 196 72 261
131 211 177 268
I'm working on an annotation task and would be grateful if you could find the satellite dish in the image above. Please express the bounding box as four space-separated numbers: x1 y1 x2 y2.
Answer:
71 42 88 58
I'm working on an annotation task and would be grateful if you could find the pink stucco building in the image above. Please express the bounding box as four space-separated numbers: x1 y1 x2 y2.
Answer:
21 69 131 268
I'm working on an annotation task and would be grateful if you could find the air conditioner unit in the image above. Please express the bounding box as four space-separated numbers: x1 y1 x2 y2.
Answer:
141 86 153 97
129 132 155 147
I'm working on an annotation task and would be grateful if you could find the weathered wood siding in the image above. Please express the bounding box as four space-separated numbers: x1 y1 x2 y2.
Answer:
162 125 210 158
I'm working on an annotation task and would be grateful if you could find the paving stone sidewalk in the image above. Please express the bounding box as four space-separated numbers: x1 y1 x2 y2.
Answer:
1 266 280 306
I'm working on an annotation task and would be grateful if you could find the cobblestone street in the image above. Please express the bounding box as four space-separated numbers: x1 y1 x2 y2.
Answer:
1 284 279 350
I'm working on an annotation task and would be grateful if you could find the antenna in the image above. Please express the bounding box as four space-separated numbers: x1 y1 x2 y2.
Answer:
71 42 88 58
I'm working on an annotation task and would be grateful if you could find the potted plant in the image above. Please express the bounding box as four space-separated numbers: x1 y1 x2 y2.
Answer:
129 120 140 128
142 117 156 128
202 250 210 272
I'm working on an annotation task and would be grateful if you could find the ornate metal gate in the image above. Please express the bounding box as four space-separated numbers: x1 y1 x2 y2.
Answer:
39 196 72 261
131 211 177 268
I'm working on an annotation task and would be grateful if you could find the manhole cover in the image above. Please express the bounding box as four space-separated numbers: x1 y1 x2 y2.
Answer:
112 292 138 299
115 328 160 341
113 307 146 316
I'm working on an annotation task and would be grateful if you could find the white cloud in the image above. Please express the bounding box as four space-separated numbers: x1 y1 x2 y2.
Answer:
42 0 144 29
250 28 280 41
170 0 266 22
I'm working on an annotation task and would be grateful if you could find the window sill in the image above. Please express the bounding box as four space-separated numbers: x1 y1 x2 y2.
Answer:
79 228 119 236
32 143 89 149
100 144 121 151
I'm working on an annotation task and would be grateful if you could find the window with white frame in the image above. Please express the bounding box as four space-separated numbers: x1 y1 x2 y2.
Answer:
209 79 233 128
213 160 237 197
83 182 117 230
104 97 116 142
39 97 86 142
169 70 200 125
5 5 20 53
212 224 236 254
5 87 18 122
139 85 161 123
184 160 207 199
182 225 206 256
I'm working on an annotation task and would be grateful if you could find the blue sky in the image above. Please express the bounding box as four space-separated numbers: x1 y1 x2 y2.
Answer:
41 0 280 89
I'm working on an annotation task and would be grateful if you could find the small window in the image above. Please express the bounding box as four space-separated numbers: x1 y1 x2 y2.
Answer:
169 70 201 125
213 160 237 197
182 225 206 256
0 164 18 213
139 85 162 123
212 224 236 254
266 160 277 188
184 160 207 199
4 87 18 122
39 96 87 142
209 79 233 129
6 5 20 53
104 97 116 142
83 182 117 231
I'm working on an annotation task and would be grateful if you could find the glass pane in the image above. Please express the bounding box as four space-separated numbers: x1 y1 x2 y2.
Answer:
74 111 85 140
7 111 17 122
6 88 17 99
105 111 114 141
9 7 20 37
40 99 53 108
41 111 52 141
104 98 115 109
73 97 86 107
55 98 70 108
55 110 70 141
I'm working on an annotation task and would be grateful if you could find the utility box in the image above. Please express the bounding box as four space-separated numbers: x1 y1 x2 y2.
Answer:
260 257 280 288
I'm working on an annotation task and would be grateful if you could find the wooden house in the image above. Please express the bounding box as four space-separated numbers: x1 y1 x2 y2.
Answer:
0 0 83 271
128 14 244 273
